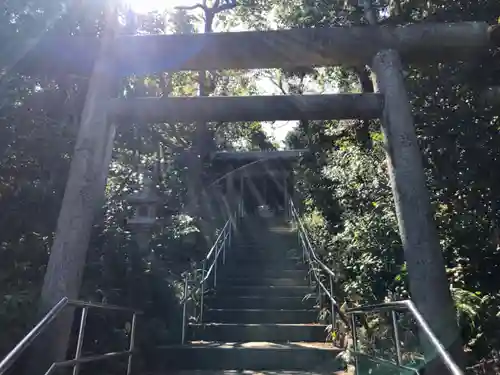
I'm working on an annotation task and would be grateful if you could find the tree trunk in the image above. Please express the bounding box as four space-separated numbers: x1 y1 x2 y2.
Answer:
371 49 463 372
353 67 375 149
187 8 217 244
362 0 377 25
352 0 377 149
480 86 500 107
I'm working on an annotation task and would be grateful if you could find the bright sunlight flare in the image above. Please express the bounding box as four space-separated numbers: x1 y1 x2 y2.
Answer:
125 0 197 13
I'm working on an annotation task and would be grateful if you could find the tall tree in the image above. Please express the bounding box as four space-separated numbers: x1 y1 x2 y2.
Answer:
176 0 237 243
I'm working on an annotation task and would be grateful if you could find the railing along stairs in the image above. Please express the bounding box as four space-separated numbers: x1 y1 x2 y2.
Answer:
0 298 140 375
0 200 244 375
180 200 245 343
288 199 463 375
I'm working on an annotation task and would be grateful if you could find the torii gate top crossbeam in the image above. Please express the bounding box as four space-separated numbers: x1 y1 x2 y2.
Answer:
212 150 306 162
16 22 494 77
212 151 301 178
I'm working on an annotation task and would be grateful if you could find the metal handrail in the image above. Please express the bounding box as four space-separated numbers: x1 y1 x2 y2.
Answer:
288 199 463 375
181 200 244 344
0 298 69 375
289 200 343 326
353 351 420 375
205 220 231 261
0 297 141 375
202 219 232 283
289 201 336 279
347 300 463 375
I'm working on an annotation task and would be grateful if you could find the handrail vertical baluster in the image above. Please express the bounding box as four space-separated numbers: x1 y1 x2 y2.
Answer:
126 312 137 375
329 276 336 336
200 261 206 322
351 313 360 375
223 227 227 265
181 274 189 344
391 310 403 366
317 277 322 310
214 245 218 288
72 307 88 375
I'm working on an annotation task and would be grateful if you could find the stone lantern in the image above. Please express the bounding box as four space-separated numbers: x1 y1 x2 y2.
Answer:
127 166 160 251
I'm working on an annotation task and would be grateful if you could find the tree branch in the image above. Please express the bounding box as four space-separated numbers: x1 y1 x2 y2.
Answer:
214 2 237 12
151 125 185 151
165 123 189 147
260 70 288 95
390 0 402 19
175 3 206 12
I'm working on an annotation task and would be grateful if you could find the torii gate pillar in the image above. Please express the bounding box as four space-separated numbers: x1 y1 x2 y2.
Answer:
372 49 462 369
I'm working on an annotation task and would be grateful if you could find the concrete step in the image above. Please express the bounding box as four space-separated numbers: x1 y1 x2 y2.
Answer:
228 251 302 260
216 285 312 298
152 342 343 371
225 258 304 267
189 323 327 342
223 261 306 271
205 309 318 324
230 245 299 252
228 245 299 254
166 370 349 375
206 296 315 310
221 267 307 277
216 278 307 287
221 269 308 279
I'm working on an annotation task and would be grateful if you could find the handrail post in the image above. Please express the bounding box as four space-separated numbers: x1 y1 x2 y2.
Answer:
181 274 189 344
214 246 218 289
317 278 322 310
200 261 206 322
298 228 303 262
301 232 305 263
351 313 359 375
391 310 403 366
72 307 89 375
329 276 336 334
223 228 227 265
126 313 137 375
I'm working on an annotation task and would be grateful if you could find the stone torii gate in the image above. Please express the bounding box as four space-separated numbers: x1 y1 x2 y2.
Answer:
18 4 500 369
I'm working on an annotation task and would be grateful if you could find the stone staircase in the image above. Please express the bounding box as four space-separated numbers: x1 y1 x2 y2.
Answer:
155 216 344 374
